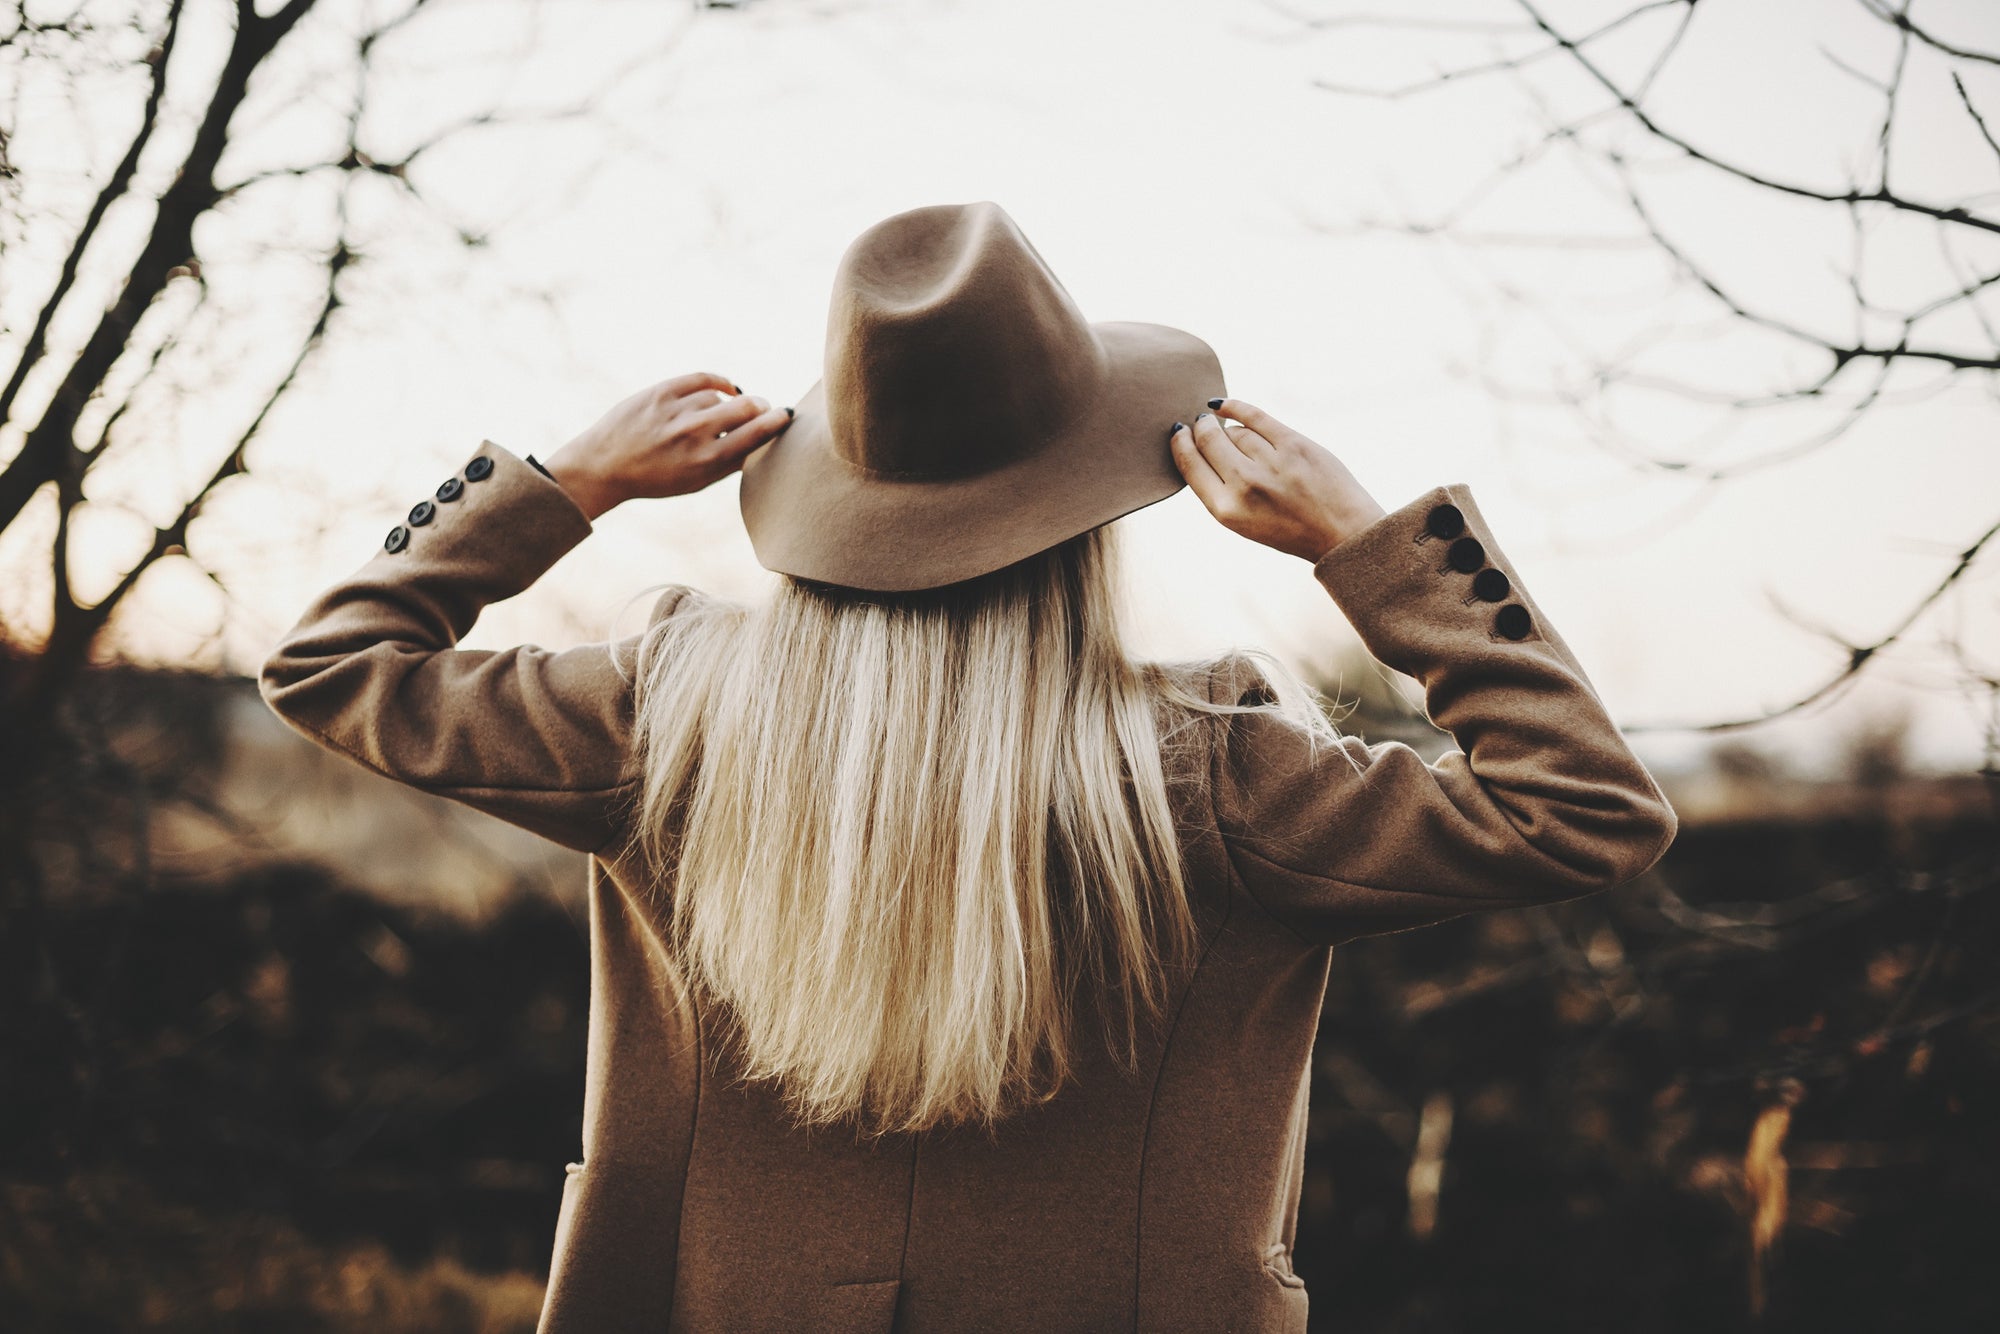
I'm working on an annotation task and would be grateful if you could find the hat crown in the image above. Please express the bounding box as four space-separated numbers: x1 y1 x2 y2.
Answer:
823 202 1108 480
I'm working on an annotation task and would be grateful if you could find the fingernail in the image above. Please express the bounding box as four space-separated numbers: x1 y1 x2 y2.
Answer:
1168 421 1185 440
732 383 744 394
785 406 795 420
1207 397 1224 410
1195 411 1213 422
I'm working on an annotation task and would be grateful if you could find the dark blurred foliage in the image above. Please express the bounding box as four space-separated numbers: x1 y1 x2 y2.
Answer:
1294 793 1998 1333
1 662 1996 1332
0 657 587 1331
2 873 584 1332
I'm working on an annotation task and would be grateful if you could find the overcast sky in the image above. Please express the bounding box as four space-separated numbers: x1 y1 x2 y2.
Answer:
15 0 2000 775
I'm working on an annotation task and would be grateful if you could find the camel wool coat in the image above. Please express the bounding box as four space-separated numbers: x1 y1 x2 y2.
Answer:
259 442 1679 1334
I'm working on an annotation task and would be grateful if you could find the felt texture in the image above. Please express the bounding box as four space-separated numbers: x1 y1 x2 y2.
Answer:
260 443 1678 1333
738 202 1225 591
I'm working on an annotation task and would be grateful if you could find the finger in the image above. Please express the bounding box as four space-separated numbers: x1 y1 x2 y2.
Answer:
1225 423 1276 458
1189 413 1251 485
678 388 727 417
712 405 793 466
1167 421 1227 505
682 392 771 441
661 370 740 400
1210 397 1297 449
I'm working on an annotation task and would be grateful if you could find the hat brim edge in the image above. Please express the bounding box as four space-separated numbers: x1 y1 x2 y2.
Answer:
737 321 1224 592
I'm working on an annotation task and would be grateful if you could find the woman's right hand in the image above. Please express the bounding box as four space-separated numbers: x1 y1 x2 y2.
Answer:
1169 398 1388 562
543 372 794 521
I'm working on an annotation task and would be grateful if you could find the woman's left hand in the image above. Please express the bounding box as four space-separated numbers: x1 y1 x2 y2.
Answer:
542 371 794 520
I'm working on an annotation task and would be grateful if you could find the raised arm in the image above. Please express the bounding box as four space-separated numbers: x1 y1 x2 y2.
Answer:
259 373 795 856
259 444 660 853
1171 402 1677 949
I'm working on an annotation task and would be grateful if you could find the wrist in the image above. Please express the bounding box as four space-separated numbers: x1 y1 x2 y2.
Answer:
541 447 622 521
1306 498 1389 562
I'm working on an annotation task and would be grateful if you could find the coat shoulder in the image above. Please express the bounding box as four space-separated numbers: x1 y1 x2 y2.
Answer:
1147 650 1272 704
645 582 704 628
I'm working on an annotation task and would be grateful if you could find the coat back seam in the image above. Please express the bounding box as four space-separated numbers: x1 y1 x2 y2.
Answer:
664 990 704 1326
1129 686 1237 1331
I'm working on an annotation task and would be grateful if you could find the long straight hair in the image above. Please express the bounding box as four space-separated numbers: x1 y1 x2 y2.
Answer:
626 519 1345 1138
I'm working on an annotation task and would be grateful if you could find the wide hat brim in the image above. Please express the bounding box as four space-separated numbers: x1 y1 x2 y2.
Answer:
738 320 1224 592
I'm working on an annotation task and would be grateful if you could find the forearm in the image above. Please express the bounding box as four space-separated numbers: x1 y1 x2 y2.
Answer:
256 441 643 854
1308 481 1679 884
537 445 624 523
1214 480 1679 948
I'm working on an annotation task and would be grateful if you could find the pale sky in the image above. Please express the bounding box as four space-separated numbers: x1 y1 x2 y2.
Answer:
13 0 1999 776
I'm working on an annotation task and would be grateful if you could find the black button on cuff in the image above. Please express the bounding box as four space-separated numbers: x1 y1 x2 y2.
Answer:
436 475 465 503
383 524 410 554
465 455 495 482
1495 604 1533 640
1425 503 1465 540
407 499 437 527
1446 536 1486 573
1472 567 1511 602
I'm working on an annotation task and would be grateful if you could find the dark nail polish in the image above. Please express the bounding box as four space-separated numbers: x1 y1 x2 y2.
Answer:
732 383 744 393
1195 411 1213 422
1207 397 1224 410
785 406 795 419
1168 421 1186 439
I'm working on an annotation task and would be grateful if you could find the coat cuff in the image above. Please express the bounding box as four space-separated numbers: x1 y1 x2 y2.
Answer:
368 440 595 598
1309 482 1594 688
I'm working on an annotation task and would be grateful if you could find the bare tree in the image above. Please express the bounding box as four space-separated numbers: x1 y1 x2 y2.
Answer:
0 0 756 1202
0 0 727 752
1273 0 2000 764
1265 11 2000 1315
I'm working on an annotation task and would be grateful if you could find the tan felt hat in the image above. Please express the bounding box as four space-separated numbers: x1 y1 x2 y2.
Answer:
738 201 1225 591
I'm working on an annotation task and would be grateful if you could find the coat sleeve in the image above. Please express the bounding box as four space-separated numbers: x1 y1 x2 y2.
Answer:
1208 481 1679 949
257 441 689 856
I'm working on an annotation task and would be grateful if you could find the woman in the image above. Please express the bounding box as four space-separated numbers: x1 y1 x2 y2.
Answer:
260 201 1677 1334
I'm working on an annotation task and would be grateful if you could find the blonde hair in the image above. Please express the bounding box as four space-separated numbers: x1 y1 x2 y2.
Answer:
627 520 1347 1138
